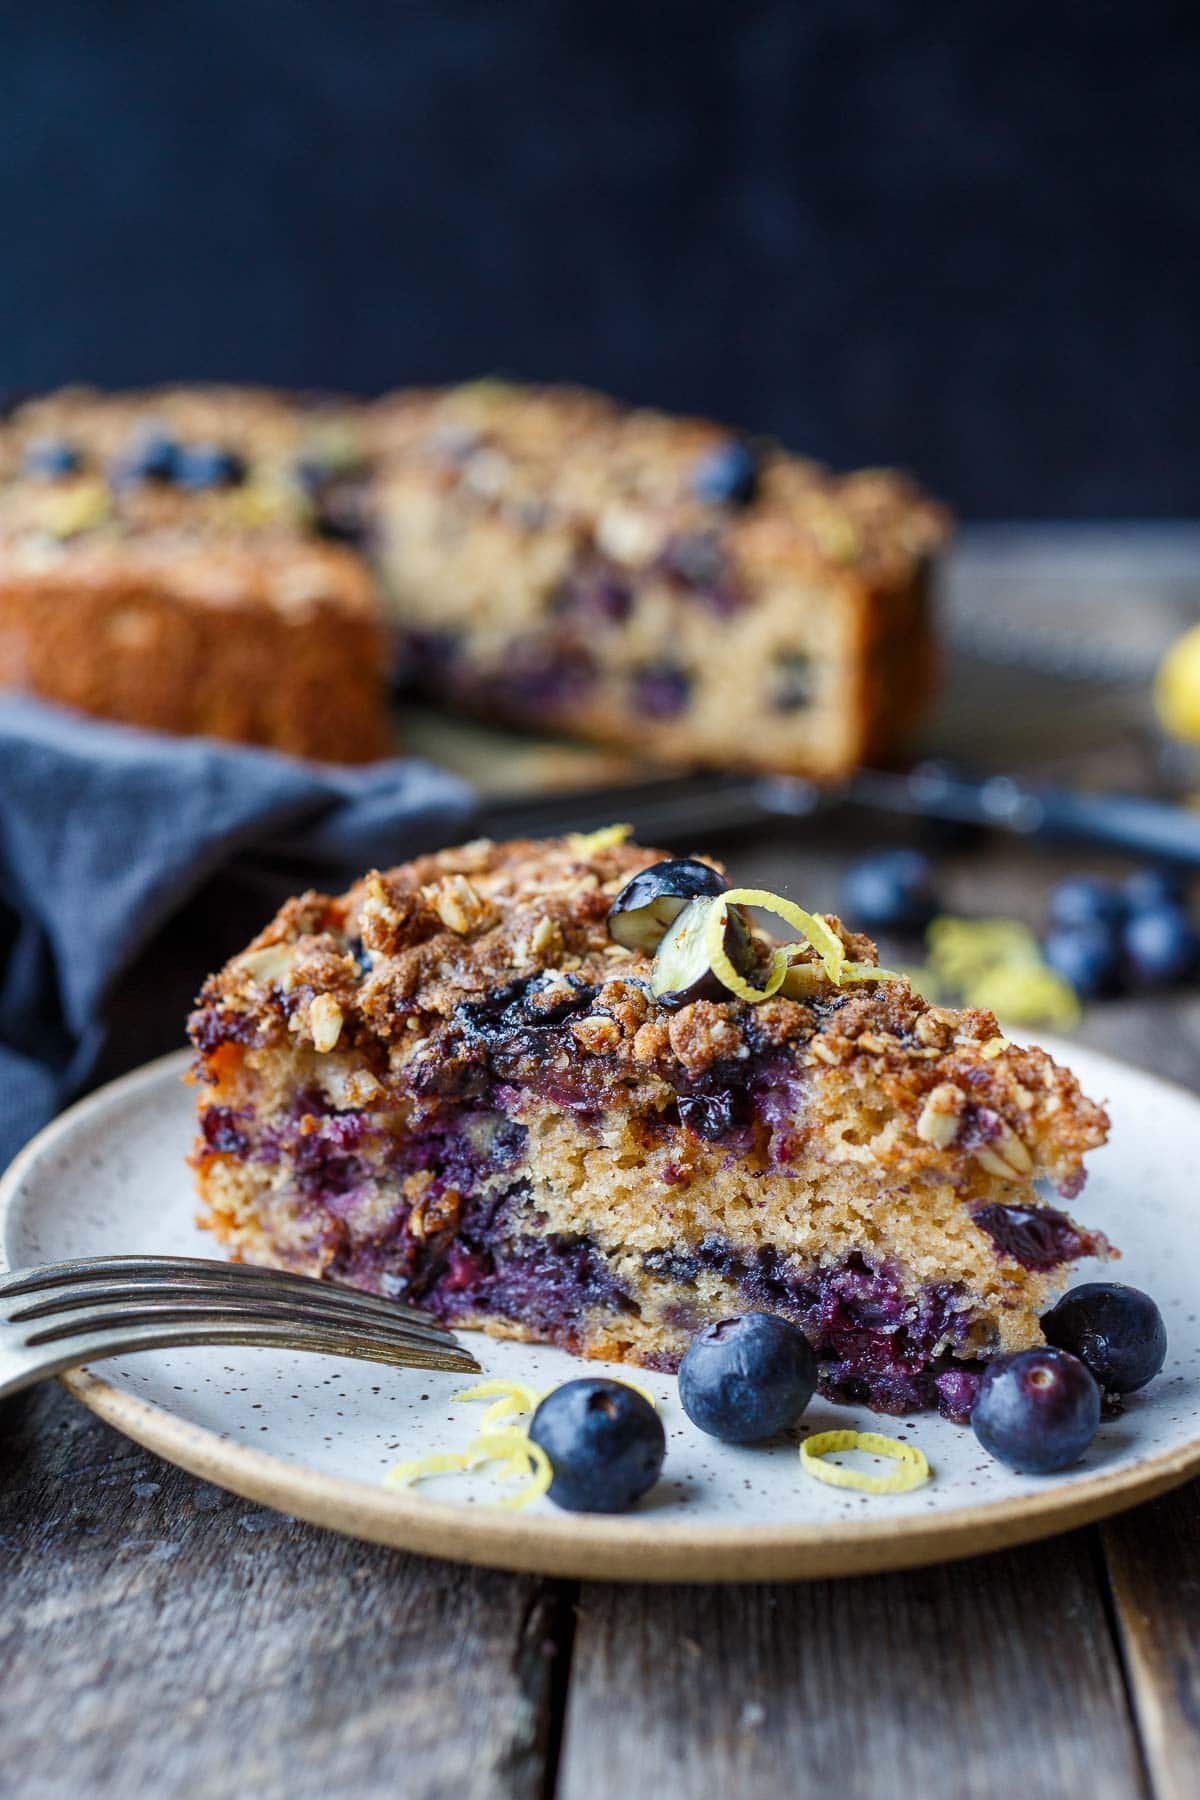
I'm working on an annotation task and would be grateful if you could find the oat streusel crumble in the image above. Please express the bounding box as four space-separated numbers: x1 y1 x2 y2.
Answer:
189 836 1111 1420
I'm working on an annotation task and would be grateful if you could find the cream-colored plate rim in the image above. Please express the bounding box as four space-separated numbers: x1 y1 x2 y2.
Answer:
3 1048 1199 1583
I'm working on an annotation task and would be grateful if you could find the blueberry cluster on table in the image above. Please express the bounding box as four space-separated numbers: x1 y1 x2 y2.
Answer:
840 851 1198 1000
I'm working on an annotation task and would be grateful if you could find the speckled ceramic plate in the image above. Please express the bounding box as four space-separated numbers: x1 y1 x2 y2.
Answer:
2 1040 1198 1581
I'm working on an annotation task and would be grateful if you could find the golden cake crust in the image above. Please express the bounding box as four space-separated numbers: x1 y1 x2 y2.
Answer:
0 385 390 761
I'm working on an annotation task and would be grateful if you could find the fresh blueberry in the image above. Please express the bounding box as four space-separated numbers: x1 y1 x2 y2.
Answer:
607 857 728 954
678 1312 817 1443
1122 904 1199 987
1042 1282 1167 1394
1041 922 1121 998
22 438 84 479
175 444 248 489
1047 875 1126 932
691 438 759 507
528 1378 665 1513
117 429 181 485
970 1347 1100 1472
839 849 939 934
1123 867 1188 914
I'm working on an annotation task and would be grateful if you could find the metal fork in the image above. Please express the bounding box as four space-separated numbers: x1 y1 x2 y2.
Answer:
0 1254 480 1402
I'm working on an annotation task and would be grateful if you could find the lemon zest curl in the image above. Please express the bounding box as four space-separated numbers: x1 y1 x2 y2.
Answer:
800 1428 930 1494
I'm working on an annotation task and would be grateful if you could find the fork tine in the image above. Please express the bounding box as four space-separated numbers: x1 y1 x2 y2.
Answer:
21 1320 481 1377
6 1279 458 1350
22 1300 479 1367
20 1295 462 1354
0 1257 437 1324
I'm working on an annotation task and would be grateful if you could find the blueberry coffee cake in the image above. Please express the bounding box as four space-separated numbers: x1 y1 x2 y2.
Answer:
189 833 1111 1421
370 381 948 777
0 386 390 762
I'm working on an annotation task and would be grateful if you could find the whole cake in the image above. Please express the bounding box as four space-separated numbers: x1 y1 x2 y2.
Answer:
1 379 946 773
372 381 948 777
188 833 1111 1421
0 386 390 762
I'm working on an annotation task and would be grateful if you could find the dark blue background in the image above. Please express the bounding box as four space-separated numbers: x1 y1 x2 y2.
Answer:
2 1 1197 517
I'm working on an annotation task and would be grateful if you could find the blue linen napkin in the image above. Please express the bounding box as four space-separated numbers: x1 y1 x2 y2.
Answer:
0 696 475 1174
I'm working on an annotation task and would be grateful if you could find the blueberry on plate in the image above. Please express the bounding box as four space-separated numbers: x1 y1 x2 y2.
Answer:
679 1312 817 1443
22 438 83 479
607 857 728 953
175 444 248 490
1122 904 1199 987
691 438 759 507
1047 875 1125 932
1042 1282 1167 1394
1041 922 1121 998
970 1347 1100 1473
839 849 938 934
529 1378 666 1513
1123 866 1188 914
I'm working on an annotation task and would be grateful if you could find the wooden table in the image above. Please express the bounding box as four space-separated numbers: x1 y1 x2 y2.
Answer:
3 529 1199 1798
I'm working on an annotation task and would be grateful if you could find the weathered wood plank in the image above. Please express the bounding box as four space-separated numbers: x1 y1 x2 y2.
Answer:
0 1381 566 1800
1102 1480 1200 1800
559 1535 1148 1800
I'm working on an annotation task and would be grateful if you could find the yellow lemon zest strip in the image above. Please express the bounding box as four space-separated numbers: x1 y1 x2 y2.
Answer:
454 1378 542 1412
480 1396 526 1428
840 958 905 984
567 823 632 855
466 1432 554 1508
801 1428 930 1494
384 1450 480 1490
704 897 789 1002
714 889 901 997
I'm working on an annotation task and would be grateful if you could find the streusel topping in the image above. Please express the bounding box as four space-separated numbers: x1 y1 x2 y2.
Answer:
191 836 1109 1195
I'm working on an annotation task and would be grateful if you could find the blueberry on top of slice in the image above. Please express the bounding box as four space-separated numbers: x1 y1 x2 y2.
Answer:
608 857 727 953
1041 1282 1167 1394
650 894 756 1008
22 438 84 479
175 444 248 490
679 1312 817 1442
529 1378 665 1513
970 1347 1100 1473
691 438 759 507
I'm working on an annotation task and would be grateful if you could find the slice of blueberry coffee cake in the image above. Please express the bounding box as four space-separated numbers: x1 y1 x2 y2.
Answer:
0 386 390 762
369 381 949 779
189 833 1111 1421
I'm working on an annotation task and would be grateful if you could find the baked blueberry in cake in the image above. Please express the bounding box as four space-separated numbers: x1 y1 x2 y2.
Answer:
370 381 949 778
0 386 390 762
189 833 1111 1422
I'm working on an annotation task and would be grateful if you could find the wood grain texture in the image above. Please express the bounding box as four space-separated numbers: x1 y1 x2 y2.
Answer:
559 1537 1150 1800
1103 1482 1200 1800
0 1381 563 1800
